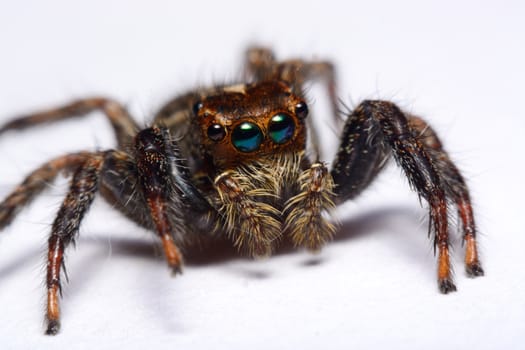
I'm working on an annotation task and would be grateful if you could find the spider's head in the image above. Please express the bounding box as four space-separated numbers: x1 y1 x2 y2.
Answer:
193 80 308 169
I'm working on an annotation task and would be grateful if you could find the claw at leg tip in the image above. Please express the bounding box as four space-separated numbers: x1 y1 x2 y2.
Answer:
438 279 457 294
466 262 484 277
170 265 183 276
45 319 60 335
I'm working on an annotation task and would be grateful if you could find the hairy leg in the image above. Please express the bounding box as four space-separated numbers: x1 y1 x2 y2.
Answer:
0 152 91 230
98 150 153 229
244 47 337 115
331 100 482 293
4 143 211 334
214 170 281 257
45 154 105 334
284 162 336 251
0 98 138 149
408 116 484 277
134 127 212 273
330 104 389 202
153 91 200 130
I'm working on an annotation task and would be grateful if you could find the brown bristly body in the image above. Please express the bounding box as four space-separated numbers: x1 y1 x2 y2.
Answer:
0 46 483 334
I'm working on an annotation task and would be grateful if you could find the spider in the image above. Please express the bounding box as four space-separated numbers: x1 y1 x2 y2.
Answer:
0 47 484 335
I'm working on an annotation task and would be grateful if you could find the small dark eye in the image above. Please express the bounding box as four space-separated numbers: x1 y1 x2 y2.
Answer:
232 122 263 152
269 113 295 144
207 124 226 141
193 102 203 115
295 102 308 119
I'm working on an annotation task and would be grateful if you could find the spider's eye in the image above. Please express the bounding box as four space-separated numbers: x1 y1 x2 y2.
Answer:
268 113 295 144
193 101 203 115
232 122 263 152
207 124 226 141
295 102 308 119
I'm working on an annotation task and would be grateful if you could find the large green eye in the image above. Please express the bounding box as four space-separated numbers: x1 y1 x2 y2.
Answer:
268 113 295 144
232 122 263 152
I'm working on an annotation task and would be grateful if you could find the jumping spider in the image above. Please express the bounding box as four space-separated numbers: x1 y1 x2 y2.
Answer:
0 47 484 335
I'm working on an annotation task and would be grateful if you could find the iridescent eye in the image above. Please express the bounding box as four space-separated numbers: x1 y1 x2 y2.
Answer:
232 122 263 152
207 124 226 141
268 113 295 144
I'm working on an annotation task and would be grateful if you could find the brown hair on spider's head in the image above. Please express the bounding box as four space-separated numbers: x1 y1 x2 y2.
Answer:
193 80 308 169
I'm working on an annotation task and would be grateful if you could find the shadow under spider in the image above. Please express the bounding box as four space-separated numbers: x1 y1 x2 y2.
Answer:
98 204 429 266
0 205 430 280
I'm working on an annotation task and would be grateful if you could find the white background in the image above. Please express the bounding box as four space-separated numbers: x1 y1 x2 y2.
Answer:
0 0 524 349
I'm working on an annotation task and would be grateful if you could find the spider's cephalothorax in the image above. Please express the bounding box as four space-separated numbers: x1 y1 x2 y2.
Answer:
194 80 308 168
0 47 484 335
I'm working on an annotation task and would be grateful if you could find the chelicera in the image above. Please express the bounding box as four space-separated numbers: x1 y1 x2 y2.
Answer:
0 47 484 335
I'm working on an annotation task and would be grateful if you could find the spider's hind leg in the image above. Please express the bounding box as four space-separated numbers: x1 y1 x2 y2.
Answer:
244 47 337 107
0 98 139 149
331 101 483 293
244 47 340 137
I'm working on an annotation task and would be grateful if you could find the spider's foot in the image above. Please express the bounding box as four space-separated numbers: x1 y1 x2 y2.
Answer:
438 278 457 294
45 319 61 336
466 261 484 278
170 264 184 277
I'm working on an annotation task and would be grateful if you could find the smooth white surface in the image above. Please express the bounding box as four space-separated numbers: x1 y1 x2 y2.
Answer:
0 0 524 349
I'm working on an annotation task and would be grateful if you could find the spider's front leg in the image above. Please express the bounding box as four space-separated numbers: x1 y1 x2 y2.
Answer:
0 150 130 334
134 127 213 273
331 100 484 293
45 154 106 334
